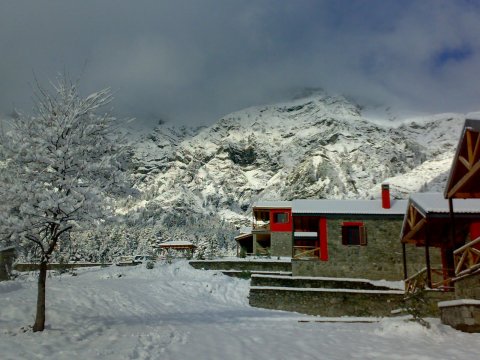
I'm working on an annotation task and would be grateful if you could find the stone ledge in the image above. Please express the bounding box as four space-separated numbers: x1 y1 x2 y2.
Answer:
439 300 480 333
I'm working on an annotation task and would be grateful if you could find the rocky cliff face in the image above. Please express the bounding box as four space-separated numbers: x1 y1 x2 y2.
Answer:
128 93 464 227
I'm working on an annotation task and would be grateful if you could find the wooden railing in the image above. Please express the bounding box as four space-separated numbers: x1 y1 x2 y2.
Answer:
255 247 270 257
454 236 480 276
405 267 453 294
293 246 320 259
252 222 270 231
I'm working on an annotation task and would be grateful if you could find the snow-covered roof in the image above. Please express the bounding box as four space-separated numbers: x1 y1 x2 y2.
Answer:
253 201 292 209
158 241 196 248
292 199 407 216
234 233 253 241
410 192 480 215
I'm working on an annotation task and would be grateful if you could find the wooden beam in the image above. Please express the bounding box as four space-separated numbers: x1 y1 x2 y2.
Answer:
403 218 427 243
467 130 473 164
472 131 480 165
447 160 480 198
402 242 408 280
452 191 480 198
459 156 471 170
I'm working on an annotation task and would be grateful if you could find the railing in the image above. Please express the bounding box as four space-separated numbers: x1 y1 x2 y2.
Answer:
252 221 270 231
255 247 270 257
454 236 480 276
293 246 320 259
404 267 453 294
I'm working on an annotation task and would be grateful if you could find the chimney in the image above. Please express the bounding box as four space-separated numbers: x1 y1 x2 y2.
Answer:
381 183 391 209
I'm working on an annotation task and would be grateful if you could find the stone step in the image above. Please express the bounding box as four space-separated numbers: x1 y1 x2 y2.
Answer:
250 274 401 291
221 270 292 278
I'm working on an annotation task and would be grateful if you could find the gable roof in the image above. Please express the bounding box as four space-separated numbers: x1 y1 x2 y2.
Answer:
252 201 292 209
292 198 407 216
444 118 480 199
409 192 480 217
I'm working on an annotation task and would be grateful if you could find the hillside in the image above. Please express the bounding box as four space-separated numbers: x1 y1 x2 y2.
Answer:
129 93 464 228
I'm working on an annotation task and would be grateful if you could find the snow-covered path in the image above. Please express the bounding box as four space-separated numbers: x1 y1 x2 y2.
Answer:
1 261 479 360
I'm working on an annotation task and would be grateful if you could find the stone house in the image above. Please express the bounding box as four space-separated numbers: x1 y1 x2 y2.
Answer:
237 185 429 280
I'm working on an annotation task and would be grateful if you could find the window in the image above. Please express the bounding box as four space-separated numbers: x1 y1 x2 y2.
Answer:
341 222 367 246
274 212 289 223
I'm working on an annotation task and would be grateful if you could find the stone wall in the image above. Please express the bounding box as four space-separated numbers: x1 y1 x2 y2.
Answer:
293 218 441 280
454 271 480 299
439 301 480 333
249 287 405 317
189 260 292 272
270 232 292 257
249 286 453 317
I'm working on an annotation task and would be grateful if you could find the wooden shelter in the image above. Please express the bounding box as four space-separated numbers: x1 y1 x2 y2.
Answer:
401 193 480 290
235 231 253 256
158 241 196 258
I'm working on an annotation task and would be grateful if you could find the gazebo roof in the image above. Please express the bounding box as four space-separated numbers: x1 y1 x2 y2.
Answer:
158 241 196 249
401 193 480 247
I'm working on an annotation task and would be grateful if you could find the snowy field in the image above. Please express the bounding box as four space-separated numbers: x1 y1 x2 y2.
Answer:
1 261 479 360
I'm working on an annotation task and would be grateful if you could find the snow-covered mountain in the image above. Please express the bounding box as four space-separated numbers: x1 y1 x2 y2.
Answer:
128 92 464 228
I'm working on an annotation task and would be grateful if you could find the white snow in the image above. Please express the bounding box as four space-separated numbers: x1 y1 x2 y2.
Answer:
438 299 480 308
1 261 479 360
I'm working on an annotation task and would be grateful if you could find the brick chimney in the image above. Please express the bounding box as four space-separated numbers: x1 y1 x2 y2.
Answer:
381 183 391 209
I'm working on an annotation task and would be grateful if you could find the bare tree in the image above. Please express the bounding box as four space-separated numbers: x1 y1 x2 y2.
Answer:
0 76 132 332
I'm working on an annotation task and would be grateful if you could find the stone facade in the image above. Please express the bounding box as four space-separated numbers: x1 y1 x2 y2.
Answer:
269 232 292 257
253 231 292 257
293 217 440 280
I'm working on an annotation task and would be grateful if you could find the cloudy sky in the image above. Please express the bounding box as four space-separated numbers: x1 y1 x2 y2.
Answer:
1 0 480 127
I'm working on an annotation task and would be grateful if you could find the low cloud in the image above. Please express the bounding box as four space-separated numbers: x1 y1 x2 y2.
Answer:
1 0 480 127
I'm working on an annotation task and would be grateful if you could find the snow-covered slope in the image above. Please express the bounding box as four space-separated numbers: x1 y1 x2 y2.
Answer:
129 93 464 227
3 261 479 359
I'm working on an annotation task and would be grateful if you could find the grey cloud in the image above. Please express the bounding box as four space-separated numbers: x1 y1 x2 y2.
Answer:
1 0 480 127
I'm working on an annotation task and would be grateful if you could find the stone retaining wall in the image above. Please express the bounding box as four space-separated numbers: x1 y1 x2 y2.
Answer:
249 287 405 317
13 262 112 272
189 260 292 272
249 286 453 317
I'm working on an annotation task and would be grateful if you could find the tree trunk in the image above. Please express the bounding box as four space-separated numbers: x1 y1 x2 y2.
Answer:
32 261 47 332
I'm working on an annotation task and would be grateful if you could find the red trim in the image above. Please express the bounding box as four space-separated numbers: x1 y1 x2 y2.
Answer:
342 222 364 227
382 185 391 209
470 222 480 240
270 209 292 232
319 217 328 261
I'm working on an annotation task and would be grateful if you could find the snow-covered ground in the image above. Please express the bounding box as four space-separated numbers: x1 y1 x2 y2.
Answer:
1 261 479 360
